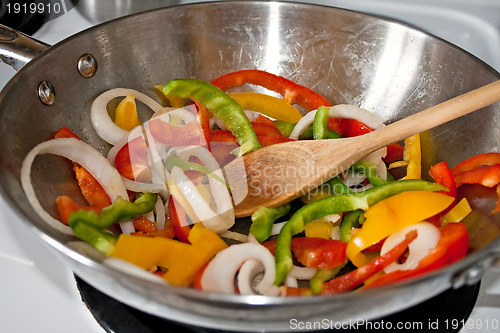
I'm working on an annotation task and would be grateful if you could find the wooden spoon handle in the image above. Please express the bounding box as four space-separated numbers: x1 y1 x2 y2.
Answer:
360 80 500 151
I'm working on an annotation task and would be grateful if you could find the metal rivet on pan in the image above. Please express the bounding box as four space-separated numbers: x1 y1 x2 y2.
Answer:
77 53 98 78
38 80 55 106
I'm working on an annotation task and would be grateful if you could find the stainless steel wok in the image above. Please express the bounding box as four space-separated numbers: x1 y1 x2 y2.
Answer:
1 1 500 331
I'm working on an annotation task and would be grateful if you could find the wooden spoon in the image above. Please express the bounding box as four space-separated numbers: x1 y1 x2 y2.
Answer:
223 80 500 217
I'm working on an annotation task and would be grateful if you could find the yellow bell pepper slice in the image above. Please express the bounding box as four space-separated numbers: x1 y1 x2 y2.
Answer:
441 198 472 225
162 223 228 286
346 191 454 267
401 133 421 179
230 92 302 123
111 223 227 287
111 234 190 270
114 94 142 131
305 221 334 239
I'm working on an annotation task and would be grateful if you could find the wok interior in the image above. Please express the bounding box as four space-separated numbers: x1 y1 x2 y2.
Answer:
0 1 499 328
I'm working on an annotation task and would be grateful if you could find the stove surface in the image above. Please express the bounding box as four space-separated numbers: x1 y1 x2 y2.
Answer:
1 1 500 333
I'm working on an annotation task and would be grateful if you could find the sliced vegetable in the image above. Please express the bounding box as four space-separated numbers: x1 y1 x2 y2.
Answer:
230 92 302 123
90 88 162 145
346 191 454 267
380 222 441 273
441 198 472 225
339 209 364 242
274 179 446 285
167 195 191 243
162 222 228 287
111 233 190 269
68 192 157 229
290 237 347 270
21 138 133 235
114 94 141 131
451 152 500 176
71 220 118 256
211 69 331 112
312 106 330 140
366 222 468 288
401 133 421 179
250 203 291 242
201 242 276 294
162 79 261 154
451 153 500 214
321 230 417 294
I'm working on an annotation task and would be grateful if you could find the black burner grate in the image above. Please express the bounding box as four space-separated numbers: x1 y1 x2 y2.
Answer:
75 276 480 333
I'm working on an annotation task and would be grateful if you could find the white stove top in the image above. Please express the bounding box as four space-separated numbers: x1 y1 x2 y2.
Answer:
1 1 500 332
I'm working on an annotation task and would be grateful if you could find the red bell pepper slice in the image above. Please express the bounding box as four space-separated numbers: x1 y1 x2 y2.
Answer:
54 126 81 140
114 136 150 181
454 164 500 188
290 237 347 270
73 165 112 207
211 128 295 147
451 153 500 214
262 237 347 270
167 195 191 244
149 118 204 146
132 216 157 233
384 143 405 164
192 97 212 151
211 130 238 144
337 118 404 163
428 161 457 224
340 118 372 137
253 114 276 127
211 69 331 112
365 222 469 289
251 122 284 138
53 127 111 223
451 153 500 176
210 141 239 167
257 135 295 147
55 196 103 225
321 230 417 294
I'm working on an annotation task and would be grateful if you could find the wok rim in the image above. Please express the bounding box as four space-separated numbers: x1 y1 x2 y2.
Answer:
0 0 499 327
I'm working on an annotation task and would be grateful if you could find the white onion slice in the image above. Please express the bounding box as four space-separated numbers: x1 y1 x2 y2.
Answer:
238 259 264 295
201 243 276 294
152 107 197 123
288 266 317 280
289 104 384 140
220 230 248 243
154 195 166 230
168 167 232 234
166 146 235 233
271 221 288 236
21 138 134 235
327 104 385 129
381 222 441 273
90 88 162 145
176 146 234 221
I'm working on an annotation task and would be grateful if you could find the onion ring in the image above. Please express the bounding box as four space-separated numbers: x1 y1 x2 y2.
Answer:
90 88 162 145
21 138 134 235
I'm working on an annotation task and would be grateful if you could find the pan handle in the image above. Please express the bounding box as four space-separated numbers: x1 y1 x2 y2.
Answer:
0 24 50 71
452 250 500 289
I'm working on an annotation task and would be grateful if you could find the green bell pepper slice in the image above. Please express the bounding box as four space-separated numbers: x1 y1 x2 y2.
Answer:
249 203 291 242
349 160 387 186
339 209 365 242
274 179 446 285
162 79 262 155
68 192 158 230
70 220 118 256
274 120 341 140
